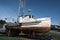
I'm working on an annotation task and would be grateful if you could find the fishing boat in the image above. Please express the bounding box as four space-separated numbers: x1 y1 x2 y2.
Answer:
5 0 51 36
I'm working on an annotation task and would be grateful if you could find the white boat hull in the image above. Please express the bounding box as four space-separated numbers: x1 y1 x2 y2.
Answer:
20 17 51 33
21 17 51 27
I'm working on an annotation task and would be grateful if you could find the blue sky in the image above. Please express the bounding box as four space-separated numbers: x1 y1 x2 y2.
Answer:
0 0 60 25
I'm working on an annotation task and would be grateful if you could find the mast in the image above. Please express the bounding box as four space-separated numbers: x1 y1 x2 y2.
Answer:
18 0 25 17
17 0 25 23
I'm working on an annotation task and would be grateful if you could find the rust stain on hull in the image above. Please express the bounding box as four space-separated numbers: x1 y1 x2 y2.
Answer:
6 26 50 33
21 27 50 33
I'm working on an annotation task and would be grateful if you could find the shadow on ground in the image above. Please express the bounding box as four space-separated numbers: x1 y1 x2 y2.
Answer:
0 34 53 40
18 34 52 40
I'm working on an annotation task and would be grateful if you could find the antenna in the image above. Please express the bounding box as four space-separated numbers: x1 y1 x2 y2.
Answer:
28 9 31 15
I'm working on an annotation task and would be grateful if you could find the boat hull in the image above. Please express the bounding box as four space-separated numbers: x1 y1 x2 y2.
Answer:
21 27 50 33
20 17 51 33
5 17 51 33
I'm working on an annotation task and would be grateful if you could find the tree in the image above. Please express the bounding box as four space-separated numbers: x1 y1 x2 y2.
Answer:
0 20 6 25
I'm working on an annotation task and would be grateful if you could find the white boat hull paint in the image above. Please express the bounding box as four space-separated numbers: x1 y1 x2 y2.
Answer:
19 17 51 28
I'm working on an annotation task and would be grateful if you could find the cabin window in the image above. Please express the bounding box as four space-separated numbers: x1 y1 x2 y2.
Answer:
29 15 31 18
29 15 33 18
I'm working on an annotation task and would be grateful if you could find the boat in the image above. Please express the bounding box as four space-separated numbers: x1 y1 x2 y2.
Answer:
18 12 51 33
5 0 51 36
17 0 51 33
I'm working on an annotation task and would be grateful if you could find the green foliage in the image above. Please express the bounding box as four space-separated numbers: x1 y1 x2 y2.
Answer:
0 20 6 25
0 37 23 40
47 32 60 40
